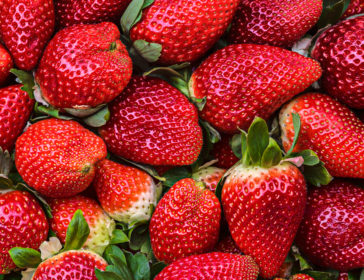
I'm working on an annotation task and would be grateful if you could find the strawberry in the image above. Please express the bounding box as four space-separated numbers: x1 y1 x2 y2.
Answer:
93 159 157 223
0 190 48 273
295 180 364 271
99 76 203 166
0 85 34 152
129 0 240 65
192 166 226 192
311 15 364 109
35 22 132 111
150 178 221 264
15 118 107 198
228 0 322 47
154 252 259 280
279 92 364 179
341 0 364 18
54 0 131 28
49 195 115 255
214 234 242 255
338 273 349 280
290 274 315 280
212 135 239 168
0 44 12 85
0 0 55 70
189 44 322 133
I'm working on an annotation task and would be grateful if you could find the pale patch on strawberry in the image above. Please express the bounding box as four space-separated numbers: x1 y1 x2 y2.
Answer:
39 237 62 260
87 213 115 255
32 83 49 106
291 36 313 57
279 100 298 149
21 268 36 280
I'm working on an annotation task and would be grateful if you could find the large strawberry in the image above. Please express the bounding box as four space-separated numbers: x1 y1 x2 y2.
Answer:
311 15 364 109
341 0 364 18
212 135 239 168
99 76 203 166
228 0 322 47
192 166 226 192
0 44 12 85
93 159 156 223
150 178 221 264
189 44 322 133
295 180 364 271
0 0 55 70
0 85 34 151
155 252 259 280
35 22 132 111
279 92 364 178
15 118 107 198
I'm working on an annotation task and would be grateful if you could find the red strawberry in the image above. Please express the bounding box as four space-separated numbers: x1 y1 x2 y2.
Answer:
295 180 364 271
0 44 12 85
49 195 115 255
279 92 364 179
338 273 349 280
192 166 226 192
189 44 322 133
15 118 107 198
215 234 242 255
54 0 131 28
212 135 239 168
0 0 55 70
150 178 221 264
130 0 240 65
35 22 132 110
32 250 107 280
228 0 322 47
155 252 259 280
290 274 315 280
311 15 364 109
341 0 364 18
0 190 48 274
99 76 203 166
0 85 34 152
93 159 156 223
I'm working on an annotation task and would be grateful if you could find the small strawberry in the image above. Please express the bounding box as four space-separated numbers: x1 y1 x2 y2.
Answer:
155 252 259 280
93 159 157 223
35 22 132 111
215 234 242 255
15 118 107 198
0 0 55 70
150 178 221 264
338 273 349 280
0 44 12 85
290 274 315 280
189 44 322 133
228 0 322 47
0 85 34 152
212 135 239 168
192 166 226 192
311 15 364 109
295 180 364 271
279 92 364 179
99 76 203 166
341 0 364 18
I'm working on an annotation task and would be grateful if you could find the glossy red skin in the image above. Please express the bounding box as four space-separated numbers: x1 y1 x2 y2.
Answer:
214 234 242 255
0 85 34 152
212 135 239 168
190 44 322 134
32 250 107 280
150 178 221 264
0 191 48 274
35 22 132 109
192 166 226 192
280 93 364 178
229 0 322 47
341 0 364 18
290 274 315 280
15 119 107 198
99 76 203 166
130 0 240 65
155 252 259 280
222 163 306 278
0 44 12 85
312 16 364 109
0 0 54 70
295 180 364 271
54 0 131 28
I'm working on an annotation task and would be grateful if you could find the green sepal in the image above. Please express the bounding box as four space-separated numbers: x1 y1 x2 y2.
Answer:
230 134 242 158
120 0 145 34
0 272 21 280
305 270 339 280
246 117 269 165
286 150 320 166
10 69 35 99
316 0 351 28
9 247 41 268
124 251 150 280
95 269 124 280
83 106 110 127
303 162 333 187
199 120 221 144
132 40 162 63
0 147 12 177
286 113 301 156
360 269 364 280
143 63 190 79
110 229 129 245
34 103 72 120
261 138 283 168
162 167 191 188
150 262 167 279
62 209 90 251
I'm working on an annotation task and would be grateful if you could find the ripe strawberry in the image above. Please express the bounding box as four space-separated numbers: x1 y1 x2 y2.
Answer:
0 191 48 274
290 274 315 280
32 250 107 280
338 273 349 280
35 22 132 110
99 76 203 166
228 0 322 47
0 85 34 152
0 44 12 85
0 0 55 70
130 0 240 65
311 15 364 109
93 159 156 223
215 234 242 255
15 119 107 198
341 0 364 18
49 195 115 255
54 0 131 28
192 166 226 192
279 92 364 178
150 178 221 264
295 180 364 271
212 135 239 168
189 44 322 133
155 252 259 280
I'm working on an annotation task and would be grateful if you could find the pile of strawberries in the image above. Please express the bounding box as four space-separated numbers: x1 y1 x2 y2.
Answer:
0 0 363 279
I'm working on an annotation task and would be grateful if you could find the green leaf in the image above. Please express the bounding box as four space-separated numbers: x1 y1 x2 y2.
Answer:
103 245 127 266
230 134 242 158
110 229 129 245
120 0 145 34
286 113 301 156
303 162 333 187
317 0 351 28
0 147 12 177
305 270 338 280
10 69 35 99
83 106 110 127
142 0 154 8
240 131 249 166
247 117 269 165
200 120 221 144
95 269 124 280
293 253 312 271
288 150 320 166
132 40 162 63
163 167 191 187
124 252 150 280
261 138 283 168
35 104 72 120
143 63 190 79
9 247 41 268
129 224 149 251
360 269 364 280
150 262 167 279
63 209 90 251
